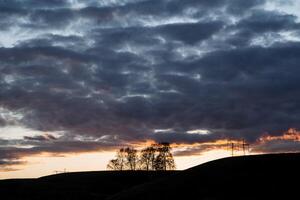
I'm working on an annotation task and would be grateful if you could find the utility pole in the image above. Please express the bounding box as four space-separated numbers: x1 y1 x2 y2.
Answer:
242 139 250 155
228 139 250 156
227 142 235 156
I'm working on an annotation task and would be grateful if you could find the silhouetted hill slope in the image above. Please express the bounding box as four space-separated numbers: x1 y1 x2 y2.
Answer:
1 153 299 200
109 153 300 200
0 171 176 200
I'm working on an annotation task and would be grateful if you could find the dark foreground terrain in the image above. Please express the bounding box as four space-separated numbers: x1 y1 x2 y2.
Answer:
1 153 300 200
0 171 176 200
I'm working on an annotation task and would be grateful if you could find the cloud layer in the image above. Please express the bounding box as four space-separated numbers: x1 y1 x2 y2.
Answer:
1 0 300 168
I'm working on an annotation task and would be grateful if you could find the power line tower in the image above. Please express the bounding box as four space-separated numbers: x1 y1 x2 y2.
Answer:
241 139 250 156
227 141 235 156
227 139 250 156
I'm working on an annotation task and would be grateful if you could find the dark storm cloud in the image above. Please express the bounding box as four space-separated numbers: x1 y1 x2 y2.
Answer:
157 21 224 45
0 133 126 166
151 131 224 144
236 11 300 33
24 134 57 141
0 117 6 126
227 10 300 47
173 143 227 157
0 159 26 171
0 0 300 166
0 0 69 9
253 140 300 153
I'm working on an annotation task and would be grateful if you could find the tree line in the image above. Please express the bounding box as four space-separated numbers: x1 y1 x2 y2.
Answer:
107 142 176 171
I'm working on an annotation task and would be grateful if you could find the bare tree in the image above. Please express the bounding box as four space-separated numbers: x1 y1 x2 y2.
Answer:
124 147 138 170
107 159 121 170
140 146 156 171
107 148 126 170
107 147 138 170
107 143 175 171
154 142 175 171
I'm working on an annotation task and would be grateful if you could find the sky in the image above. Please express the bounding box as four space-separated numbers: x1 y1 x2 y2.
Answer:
1 0 300 179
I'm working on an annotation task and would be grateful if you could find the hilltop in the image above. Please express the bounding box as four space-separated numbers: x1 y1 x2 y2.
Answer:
110 153 300 200
1 153 299 200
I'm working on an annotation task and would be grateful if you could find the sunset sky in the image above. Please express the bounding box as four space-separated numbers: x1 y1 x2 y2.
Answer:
1 0 300 179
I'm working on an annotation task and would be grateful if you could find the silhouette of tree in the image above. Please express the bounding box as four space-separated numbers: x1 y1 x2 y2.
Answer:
107 159 121 170
107 147 138 170
153 142 175 170
124 147 138 170
107 143 176 171
107 148 126 170
140 146 156 171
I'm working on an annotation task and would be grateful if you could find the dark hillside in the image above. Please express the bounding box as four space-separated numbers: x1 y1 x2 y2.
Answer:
110 153 300 200
1 153 299 200
0 171 176 200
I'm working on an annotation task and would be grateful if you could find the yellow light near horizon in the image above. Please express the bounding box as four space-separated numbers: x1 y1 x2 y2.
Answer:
0 149 231 180
174 149 230 169
0 152 115 179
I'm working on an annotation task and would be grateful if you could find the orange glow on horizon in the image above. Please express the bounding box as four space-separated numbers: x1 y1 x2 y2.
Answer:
258 128 300 143
2 128 299 179
0 149 232 180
